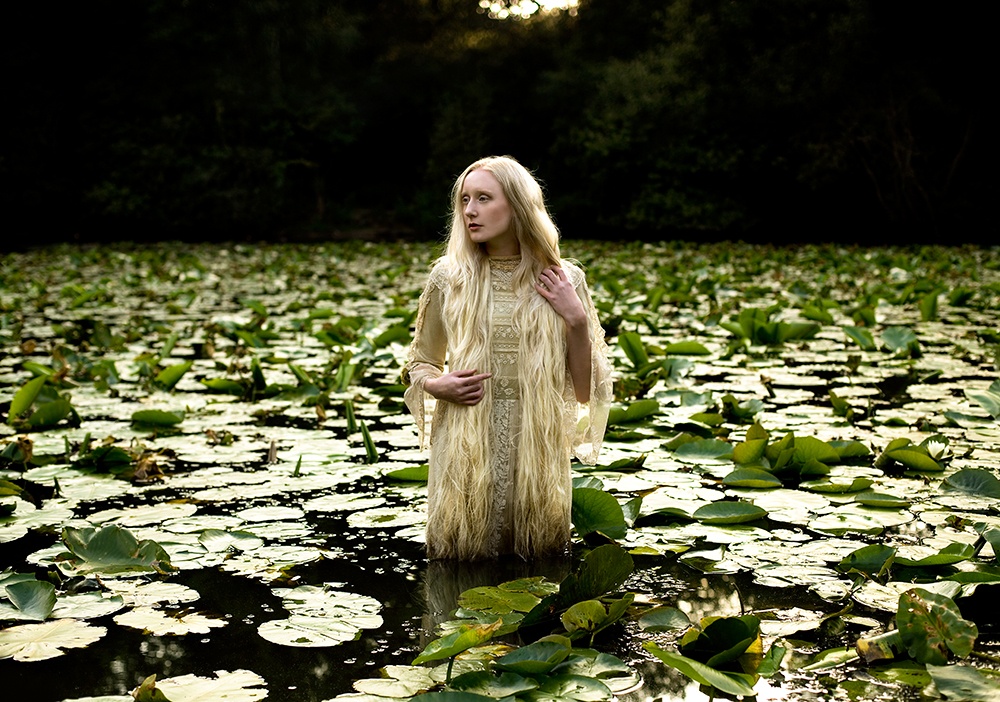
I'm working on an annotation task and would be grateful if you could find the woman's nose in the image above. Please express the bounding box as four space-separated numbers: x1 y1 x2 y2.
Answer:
464 201 476 216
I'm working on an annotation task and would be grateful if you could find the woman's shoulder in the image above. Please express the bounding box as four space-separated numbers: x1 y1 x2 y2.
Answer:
427 257 455 288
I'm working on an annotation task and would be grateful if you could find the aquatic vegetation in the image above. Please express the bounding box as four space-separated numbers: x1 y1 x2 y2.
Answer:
1 240 999 701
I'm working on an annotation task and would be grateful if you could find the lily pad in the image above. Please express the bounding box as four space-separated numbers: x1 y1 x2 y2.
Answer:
0 618 107 662
693 501 767 524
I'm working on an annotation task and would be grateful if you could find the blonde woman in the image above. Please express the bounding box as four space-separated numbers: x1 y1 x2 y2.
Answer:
404 155 612 561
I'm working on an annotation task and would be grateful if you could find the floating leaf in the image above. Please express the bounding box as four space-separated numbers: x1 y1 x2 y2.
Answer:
896 588 977 665
693 501 767 525
842 326 876 351
153 669 268 702
926 664 1000 702
942 469 1000 498
642 643 757 697
664 341 710 355
355 666 437 698
412 619 503 665
722 467 782 488
131 409 185 427
854 491 910 508
607 399 659 426
494 638 572 675
572 487 627 540
0 618 106 662
895 543 974 568
384 464 429 482
674 439 733 463
964 380 1000 419
885 448 941 472
837 544 895 580
115 607 227 636
3 580 56 620
58 525 175 576
799 477 873 494
449 670 538 698
154 360 192 391
25 399 75 430
638 606 691 632
7 375 46 423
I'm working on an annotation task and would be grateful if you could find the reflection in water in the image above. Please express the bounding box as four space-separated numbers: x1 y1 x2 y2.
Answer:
420 555 572 641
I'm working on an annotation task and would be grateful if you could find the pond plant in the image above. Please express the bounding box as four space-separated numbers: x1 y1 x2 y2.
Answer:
1 240 999 701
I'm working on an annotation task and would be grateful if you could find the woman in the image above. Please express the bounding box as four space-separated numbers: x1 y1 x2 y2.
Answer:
404 156 612 560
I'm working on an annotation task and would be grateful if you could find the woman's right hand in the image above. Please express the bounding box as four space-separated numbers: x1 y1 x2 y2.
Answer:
424 369 492 405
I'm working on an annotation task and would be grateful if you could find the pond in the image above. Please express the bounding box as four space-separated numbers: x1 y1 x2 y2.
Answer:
1 240 999 702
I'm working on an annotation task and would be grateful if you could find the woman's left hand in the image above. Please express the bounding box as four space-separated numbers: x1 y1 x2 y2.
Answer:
536 266 586 328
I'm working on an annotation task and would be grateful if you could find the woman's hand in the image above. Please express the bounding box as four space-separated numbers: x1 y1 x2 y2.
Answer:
424 369 492 405
536 265 592 403
536 266 586 328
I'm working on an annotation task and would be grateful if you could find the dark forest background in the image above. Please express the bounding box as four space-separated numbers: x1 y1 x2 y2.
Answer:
3 0 994 247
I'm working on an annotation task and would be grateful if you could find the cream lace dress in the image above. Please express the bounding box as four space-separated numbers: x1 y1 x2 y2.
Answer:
404 255 612 560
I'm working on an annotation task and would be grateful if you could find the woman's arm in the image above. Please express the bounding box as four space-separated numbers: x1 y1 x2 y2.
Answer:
537 265 591 403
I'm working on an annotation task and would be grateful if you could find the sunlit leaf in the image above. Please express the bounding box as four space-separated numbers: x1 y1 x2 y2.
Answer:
153 669 268 702
3 579 56 620
642 643 758 697
58 524 175 576
115 607 227 636
663 341 710 355
494 639 572 675
354 665 437 697
926 664 1000 702
154 360 192 391
637 606 691 632
384 464 429 482
572 487 627 540
885 448 941 472
412 619 503 665
837 544 895 580
674 439 733 463
854 491 910 508
449 670 538 698
131 409 185 427
0 618 106 662
693 501 767 525
8 375 46 423
532 673 614 701
897 588 977 665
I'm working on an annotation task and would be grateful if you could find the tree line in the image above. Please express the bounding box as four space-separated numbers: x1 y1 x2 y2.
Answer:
4 0 993 245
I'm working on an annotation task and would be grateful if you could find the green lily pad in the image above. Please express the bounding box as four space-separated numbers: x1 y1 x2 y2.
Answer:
693 501 767 525
926 664 1000 702
131 409 185 427
723 467 781 489
494 639 571 675
897 588 977 665
637 606 691 632
854 491 911 508
572 487 627 540
942 469 1000 498
642 643 758 697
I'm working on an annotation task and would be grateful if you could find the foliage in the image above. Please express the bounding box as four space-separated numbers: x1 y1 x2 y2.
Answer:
5 0 993 242
2 241 1000 701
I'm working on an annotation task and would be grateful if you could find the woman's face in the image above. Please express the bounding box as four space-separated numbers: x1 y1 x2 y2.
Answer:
462 169 517 256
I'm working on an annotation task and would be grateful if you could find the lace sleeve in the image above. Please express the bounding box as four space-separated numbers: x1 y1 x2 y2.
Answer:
403 268 447 449
566 263 613 465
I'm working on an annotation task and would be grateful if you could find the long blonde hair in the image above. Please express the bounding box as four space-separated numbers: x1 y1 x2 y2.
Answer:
432 155 576 556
